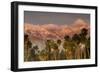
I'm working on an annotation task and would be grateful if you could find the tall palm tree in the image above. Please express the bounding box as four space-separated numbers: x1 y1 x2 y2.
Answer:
24 34 32 61
30 45 39 61
79 28 88 59
85 37 90 58
52 42 59 60
63 35 70 50
56 39 62 60
45 40 51 60
63 35 74 59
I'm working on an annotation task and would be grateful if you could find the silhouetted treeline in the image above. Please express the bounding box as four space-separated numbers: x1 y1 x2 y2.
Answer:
24 28 90 61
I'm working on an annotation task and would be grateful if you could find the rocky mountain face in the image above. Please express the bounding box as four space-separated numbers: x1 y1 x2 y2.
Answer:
24 19 90 41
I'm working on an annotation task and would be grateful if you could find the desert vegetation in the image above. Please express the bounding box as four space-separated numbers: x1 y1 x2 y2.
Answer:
24 28 90 61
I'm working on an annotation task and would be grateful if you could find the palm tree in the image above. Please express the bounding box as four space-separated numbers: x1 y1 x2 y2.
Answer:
52 42 59 60
63 35 74 59
78 28 88 59
39 49 48 61
79 28 88 43
59 50 66 60
56 39 62 59
64 35 70 41
63 35 70 50
72 34 80 43
85 37 90 58
80 28 88 36
63 36 69 50
45 40 52 60
71 34 81 59
57 39 61 45
28 45 39 61
24 34 32 61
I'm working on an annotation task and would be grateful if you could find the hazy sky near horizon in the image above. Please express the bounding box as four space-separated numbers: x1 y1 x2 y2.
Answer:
24 11 90 25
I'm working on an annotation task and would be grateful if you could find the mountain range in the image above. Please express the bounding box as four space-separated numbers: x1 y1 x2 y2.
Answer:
24 19 90 41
